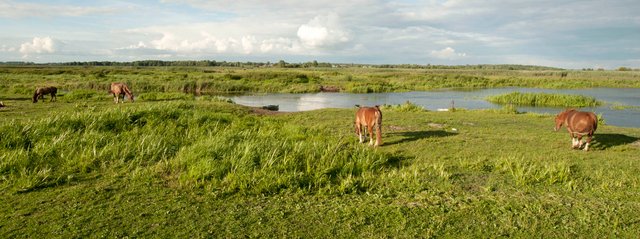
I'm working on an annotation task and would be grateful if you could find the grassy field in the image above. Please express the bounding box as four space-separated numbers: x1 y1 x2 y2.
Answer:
1 66 640 96
1 93 640 237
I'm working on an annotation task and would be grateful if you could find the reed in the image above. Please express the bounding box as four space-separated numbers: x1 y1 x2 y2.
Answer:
486 92 602 107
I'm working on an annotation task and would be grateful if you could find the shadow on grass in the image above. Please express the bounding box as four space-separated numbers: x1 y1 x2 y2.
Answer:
1 96 31 100
591 133 639 150
384 130 457 146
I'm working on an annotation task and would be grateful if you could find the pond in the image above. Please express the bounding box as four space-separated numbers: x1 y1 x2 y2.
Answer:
227 88 640 128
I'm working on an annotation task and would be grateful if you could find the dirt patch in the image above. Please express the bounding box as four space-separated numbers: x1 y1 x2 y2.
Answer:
250 107 286 116
428 123 445 129
388 125 406 132
319 85 340 92
631 140 640 148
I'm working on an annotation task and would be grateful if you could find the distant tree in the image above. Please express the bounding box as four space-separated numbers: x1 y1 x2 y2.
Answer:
617 67 632 71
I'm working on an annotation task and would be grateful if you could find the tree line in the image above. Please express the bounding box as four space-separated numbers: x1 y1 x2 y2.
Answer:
1 60 636 71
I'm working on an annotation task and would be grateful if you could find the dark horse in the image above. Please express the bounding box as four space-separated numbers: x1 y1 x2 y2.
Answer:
555 109 598 151
32 87 57 103
355 105 383 146
109 82 134 103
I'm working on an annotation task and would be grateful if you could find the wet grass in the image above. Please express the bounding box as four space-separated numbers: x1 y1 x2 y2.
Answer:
1 96 640 237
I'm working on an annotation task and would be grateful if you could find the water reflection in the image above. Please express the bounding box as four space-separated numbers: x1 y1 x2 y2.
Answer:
227 88 640 128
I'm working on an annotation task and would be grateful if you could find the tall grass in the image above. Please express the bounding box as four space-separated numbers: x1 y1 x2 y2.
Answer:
1 100 640 237
380 101 426 112
486 92 602 107
0 101 393 194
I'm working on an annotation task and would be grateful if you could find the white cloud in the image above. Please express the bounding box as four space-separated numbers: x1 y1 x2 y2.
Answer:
1 0 638 68
118 13 352 56
430 47 466 59
19 37 56 56
0 44 16 52
297 13 350 48
121 27 303 56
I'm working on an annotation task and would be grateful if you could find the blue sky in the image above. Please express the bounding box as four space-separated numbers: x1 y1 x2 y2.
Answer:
0 0 638 69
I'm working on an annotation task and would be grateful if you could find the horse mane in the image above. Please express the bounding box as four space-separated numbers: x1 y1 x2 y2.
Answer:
122 85 133 99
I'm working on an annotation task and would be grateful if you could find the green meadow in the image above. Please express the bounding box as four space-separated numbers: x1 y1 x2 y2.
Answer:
1 66 640 237
2 65 639 96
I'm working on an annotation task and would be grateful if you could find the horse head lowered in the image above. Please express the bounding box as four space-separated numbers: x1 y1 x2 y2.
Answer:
32 86 57 103
555 109 598 151
109 82 134 103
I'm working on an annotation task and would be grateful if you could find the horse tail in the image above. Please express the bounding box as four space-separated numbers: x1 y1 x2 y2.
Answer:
375 107 382 127
591 113 598 134
375 107 382 144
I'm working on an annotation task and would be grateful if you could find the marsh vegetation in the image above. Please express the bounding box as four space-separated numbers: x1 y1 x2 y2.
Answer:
1 65 640 237
486 92 603 107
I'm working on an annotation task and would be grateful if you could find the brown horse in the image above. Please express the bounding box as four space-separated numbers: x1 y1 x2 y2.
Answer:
109 82 134 103
32 86 57 103
355 105 382 146
554 109 598 151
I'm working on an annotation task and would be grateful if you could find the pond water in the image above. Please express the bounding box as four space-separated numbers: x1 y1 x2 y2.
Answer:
227 88 640 128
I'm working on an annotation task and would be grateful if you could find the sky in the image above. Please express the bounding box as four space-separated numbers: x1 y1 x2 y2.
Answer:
0 0 638 69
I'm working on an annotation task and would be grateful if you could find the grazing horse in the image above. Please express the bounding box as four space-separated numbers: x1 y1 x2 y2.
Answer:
32 86 57 103
554 109 598 151
355 105 383 146
109 82 134 103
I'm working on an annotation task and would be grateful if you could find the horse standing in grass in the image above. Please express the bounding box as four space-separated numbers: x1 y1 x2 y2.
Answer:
109 82 134 103
355 105 382 146
32 86 57 103
554 109 598 151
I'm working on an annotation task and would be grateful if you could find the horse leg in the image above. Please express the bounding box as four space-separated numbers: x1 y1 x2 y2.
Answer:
113 94 118 103
583 135 592 151
577 135 584 149
357 124 364 143
571 133 580 149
